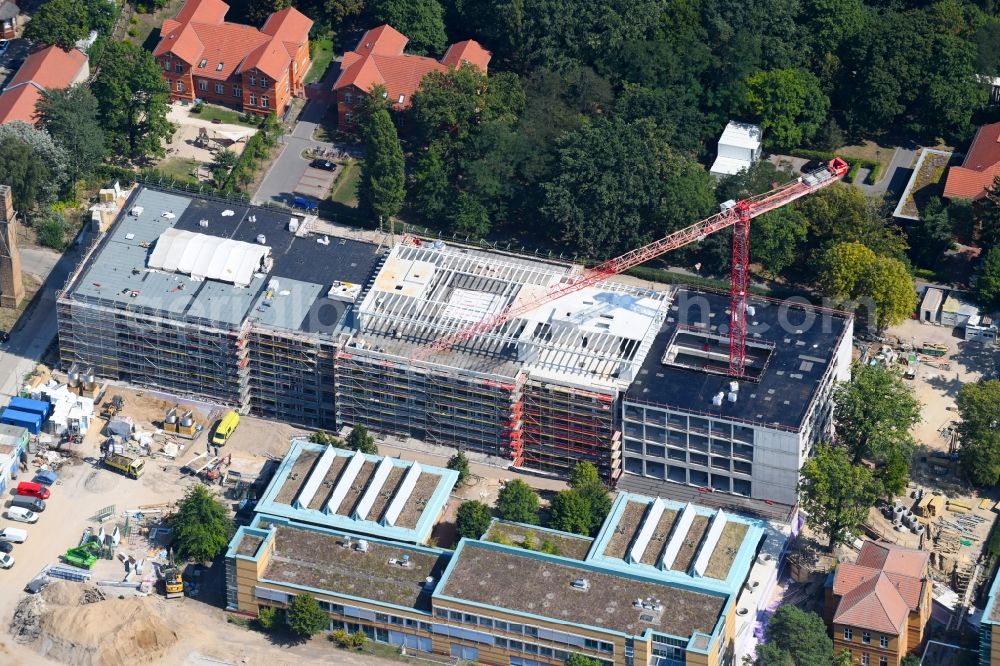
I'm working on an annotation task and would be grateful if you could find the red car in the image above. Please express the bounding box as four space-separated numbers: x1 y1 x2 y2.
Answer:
16 481 49 500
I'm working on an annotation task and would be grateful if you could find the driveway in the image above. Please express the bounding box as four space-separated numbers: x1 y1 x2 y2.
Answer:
252 100 334 206
857 145 919 201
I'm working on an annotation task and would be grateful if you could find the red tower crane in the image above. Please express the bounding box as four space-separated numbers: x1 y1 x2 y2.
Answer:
411 158 849 376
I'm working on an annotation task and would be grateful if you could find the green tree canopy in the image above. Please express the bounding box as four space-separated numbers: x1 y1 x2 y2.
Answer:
24 0 89 48
357 87 406 223
496 479 540 524
286 593 329 637
763 605 834 666
0 140 51 222
36 85 106 185
979 177 1000 252
548 489 592 535
565 654 602 666
956 380 1000 487
455 500 493 539
799 443 879 551
368 0 447 54
907 201 954 269
344 425 378 454
542 117 715 258
0 122 70 217
568 462 611 535
91 41 173 161
833 363 920 466
171 484 234 561
447 450 471 485
744 68 829 150
975 247 1000 310
819 242 916 331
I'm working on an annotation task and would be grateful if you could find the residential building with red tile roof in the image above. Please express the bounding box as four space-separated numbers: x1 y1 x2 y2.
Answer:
152 0 312 117
332 25 490 131
0 45 89 125
825 542 932 666
943 122 1000 201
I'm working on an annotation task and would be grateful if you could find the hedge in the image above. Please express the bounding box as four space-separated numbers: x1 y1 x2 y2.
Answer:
866 163 881 184
843 162 861 184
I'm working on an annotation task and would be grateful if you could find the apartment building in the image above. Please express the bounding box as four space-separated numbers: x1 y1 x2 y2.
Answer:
152 0 311 116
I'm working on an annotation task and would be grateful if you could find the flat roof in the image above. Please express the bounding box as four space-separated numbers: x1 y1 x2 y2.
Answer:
921 287 944 312
437 540 727 639
942 293 978 317
63 186 383 334
483 520 594 561
719 121 761 150
253 439 458 544
348 243 669 387
625 288 851 431
242 517 450 612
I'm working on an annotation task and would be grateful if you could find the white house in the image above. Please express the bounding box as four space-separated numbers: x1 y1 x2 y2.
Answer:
710 121 763 178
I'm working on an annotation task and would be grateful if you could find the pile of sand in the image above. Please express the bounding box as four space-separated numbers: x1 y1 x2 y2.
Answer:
10 582 178 666
83 470 117 494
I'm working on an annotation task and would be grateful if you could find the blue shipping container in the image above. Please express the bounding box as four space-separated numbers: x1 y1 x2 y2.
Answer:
1 408 42 434
8 396 50 419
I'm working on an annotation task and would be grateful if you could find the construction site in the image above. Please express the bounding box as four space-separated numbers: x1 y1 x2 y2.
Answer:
58 168 851 503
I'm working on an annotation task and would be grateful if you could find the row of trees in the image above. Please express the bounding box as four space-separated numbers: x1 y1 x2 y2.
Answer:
25 0 117 50
800 364 920 552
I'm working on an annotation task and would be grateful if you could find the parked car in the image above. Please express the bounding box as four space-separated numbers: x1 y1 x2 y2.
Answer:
10 496 44 512
6 506 38 523
32 469 58 486
0 40 9 56
0 541 12 553
0 552 13 569
16 481 49 500
310 159 335 171
24 574 48 593
291 196 318 211
0 527 27 543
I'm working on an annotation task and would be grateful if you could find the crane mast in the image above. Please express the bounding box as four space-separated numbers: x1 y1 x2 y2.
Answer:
411 158 849 376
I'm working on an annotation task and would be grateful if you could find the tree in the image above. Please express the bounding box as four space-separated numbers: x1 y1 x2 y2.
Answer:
879 447 909 502
285 593 328 637
975 247 1000 310
345 425 378 454
833 363 920 466
357 88 405 224
568 462 611 535
24 0 89 48
171 484 234 561
980 178 1000 251
744 69 829 150
542 117 715 258
36 210 69 250
764 605 834 666
799 444 879 552
569 462 600 489
456 500 492 539
907 202 954 269
548 490 592 535
0 122 70 209
565 655 602 666
368 0 447 54
956 380 1000 487
447 450 471 485
91 41 173 161
36 85 106 184
495 479 540 524
210 149 239 189
0 140 51 221
412 146 449 222
819 242 916 331
753 642 794 666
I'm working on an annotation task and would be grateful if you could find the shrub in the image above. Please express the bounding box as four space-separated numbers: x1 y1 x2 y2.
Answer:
539 539 560 555
257 606 279 631
843 162 861 184
286 593 329 638
37 211 69 250
330 628 350 647
349 630 368 649
488 532 512 545
521 530 536 551
192 101 205 114
866 163 881 184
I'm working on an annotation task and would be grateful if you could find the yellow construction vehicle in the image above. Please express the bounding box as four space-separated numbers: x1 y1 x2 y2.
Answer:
100 395 124 420
161 564 184 599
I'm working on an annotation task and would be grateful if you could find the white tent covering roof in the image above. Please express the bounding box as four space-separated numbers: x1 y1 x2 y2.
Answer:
148 228 271 287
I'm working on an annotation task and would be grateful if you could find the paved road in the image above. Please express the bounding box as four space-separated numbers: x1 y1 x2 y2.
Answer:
857 145 919 200
0 242 84 400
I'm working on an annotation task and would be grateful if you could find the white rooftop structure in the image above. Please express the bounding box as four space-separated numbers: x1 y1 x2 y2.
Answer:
147 228 272 288
710 121 763 178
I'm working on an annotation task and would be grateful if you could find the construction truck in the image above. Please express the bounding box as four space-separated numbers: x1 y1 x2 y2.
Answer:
161 564 184 599
100 394 124 420
103 451 145 479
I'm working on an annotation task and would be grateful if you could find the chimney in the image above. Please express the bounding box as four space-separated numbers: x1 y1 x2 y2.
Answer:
0 185 24 308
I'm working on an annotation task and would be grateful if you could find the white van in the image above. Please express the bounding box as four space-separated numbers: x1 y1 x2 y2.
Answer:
5 507 38 523
0 527 27 542
0 552 13 569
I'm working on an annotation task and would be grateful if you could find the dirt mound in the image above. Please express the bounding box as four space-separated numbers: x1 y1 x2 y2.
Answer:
10 583 178 666
83 470 117 494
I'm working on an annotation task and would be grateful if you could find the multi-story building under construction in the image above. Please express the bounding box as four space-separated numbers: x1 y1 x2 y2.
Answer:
58 186 851 509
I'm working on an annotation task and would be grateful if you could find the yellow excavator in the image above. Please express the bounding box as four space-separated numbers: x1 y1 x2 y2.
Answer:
161 562 184 599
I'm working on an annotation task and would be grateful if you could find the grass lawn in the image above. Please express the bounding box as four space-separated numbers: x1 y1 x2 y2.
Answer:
836 140 896 180
193 104 260 127
0 273 41 333
313 106 339 143
128 0 186 49
305 36 335 85
156 157 202 186
330 159 360 206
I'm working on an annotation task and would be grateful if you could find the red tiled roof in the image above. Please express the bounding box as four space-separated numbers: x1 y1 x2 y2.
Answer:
239 39 292 81
944 122 1000 200
260 6 311 44
442 40 491 70
857 542 929 578
175 0 227 25
8 45 87 90
0 83 42 124
833 573 910 635
334 25 489 109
